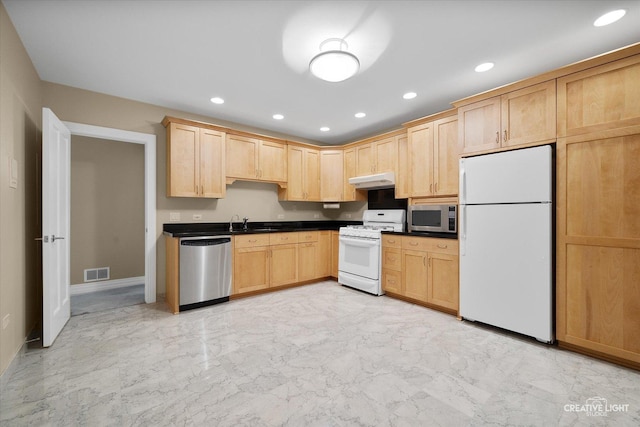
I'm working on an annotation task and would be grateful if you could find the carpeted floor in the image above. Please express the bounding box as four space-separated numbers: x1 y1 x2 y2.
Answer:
71 284 145 316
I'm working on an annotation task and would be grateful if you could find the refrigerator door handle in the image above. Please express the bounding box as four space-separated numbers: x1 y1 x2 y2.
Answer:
459 160 466 204
460 205 467 256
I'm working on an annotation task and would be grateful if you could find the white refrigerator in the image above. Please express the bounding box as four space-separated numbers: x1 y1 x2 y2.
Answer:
459 145 553 343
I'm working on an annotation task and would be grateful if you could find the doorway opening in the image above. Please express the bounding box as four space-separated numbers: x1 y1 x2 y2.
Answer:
63 122 156 305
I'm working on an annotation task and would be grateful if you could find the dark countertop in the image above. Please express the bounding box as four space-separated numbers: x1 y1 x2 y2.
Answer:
383 230 459 240
163 220 362 238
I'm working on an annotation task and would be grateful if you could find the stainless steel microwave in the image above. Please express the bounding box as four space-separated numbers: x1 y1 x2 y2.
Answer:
408 204 457 233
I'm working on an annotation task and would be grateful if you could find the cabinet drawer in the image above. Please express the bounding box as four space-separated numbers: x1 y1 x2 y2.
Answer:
270 232 299 245
382 234 402 248
234 234 270 248
382 269 402 294
402 236 458 255
298 231 319 242
382 247 402 271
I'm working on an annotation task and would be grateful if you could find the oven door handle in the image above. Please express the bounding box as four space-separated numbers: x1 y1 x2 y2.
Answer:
339 236 380 248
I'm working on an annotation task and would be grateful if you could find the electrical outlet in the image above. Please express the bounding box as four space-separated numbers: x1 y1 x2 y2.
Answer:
193 214 202 220
169 212 181 222
345 214 352 219
313 214 320 219
277 214 285 219
2 314 9 330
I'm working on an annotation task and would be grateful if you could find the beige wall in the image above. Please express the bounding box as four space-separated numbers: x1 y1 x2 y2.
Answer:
0 3 43 376
70 136 145 285
42 83 367 297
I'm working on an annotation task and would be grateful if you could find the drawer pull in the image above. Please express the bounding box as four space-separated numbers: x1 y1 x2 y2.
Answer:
388 279 396 284
409 242 419 246
388 239 396 244
248 239 257 243
388 257 397 262
437 244 448 249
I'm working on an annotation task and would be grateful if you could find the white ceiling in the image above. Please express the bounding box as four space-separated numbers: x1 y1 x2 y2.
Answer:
3 1 639 145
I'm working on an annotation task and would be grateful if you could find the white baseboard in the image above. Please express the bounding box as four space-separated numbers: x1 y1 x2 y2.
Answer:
71 276 145 296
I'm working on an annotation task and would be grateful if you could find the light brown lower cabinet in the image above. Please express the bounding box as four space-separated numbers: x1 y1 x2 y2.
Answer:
317 231 332 278
382 234 459 314
331 231 340 278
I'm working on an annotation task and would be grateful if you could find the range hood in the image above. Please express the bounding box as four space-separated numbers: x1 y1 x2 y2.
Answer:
348 172 395 189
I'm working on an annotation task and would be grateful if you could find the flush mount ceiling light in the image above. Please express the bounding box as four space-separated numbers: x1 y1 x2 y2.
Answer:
309 38 360 83
475 62 494 72
594 9 626 26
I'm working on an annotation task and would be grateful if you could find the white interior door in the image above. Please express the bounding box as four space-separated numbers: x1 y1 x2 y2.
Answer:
42 108 71 347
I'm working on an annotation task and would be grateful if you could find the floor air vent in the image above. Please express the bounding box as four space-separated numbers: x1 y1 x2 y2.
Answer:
84 267 110 282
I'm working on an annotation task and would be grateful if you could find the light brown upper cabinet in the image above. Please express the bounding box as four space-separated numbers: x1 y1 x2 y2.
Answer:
281 145 320 201
226 134 287 184
406 113 458 197
355 137 397 175
395 134 409 199
458 80 556 155
165 121 226 198
557 54 640 137
343 147 366 202
320 150 344 201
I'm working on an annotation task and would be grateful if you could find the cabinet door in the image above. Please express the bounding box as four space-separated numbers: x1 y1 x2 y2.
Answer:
305 148 321 200
382 247 401 271
287 145 305 200
501 80 556 148
428 253 459 311
167 122 199 197
408 123 434 197
558 55 640 137
395 134 409 199
355 143 374 176
343 148 357 201
298 242 317 281
317 231 332 278
234 246 270 294
402 249 428 302
259 140 287 182
199 128 226 198
433 116 458 196
374 137 397 173
458 97 501 155
331 231 339 277
226 134 259 179
270 244 298 286
320 150 344 201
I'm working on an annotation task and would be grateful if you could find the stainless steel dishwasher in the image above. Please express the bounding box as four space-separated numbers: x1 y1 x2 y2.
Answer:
179 235 232 311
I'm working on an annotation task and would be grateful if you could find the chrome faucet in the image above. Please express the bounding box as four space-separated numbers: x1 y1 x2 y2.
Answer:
229 214 240 232
242 217 249 231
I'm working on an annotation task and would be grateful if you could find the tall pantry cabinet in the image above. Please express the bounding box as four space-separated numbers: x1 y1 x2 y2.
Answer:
556 53 640 368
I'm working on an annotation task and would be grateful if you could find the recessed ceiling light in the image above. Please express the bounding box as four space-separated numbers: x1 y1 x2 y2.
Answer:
403 92 417 100
320 127 330 132
475 62 494 72
273 114 284 120
594 9 626 27
355 112 366 118
210 97 224 104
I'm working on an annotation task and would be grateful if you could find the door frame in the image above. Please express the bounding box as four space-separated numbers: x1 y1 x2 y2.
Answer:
64 121 157 303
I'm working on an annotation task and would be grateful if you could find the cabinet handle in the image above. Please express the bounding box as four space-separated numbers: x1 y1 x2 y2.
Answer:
409 242 418 246
434 182 438 193
388 279 396 285
201 185 204 195
388 239 396 244
504 130 508 142
429 257 432 267
430 183 433 194
496 131 500 144
249 239 257 243
388 257 397 262
423 256 426 267
437 244 448 249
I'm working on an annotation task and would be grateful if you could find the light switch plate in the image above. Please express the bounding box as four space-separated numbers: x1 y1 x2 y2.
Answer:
169 212 181 222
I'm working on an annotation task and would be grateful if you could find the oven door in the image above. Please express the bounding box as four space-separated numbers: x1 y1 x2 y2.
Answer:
338 235 381 280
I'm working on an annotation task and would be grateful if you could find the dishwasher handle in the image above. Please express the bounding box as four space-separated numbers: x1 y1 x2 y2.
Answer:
181 237 231 246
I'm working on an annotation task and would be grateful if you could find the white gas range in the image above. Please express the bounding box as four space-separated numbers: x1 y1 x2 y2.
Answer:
338 209 406 295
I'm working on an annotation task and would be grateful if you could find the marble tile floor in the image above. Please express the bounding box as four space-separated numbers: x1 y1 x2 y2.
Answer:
1 280 639 426
71 284 145 316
